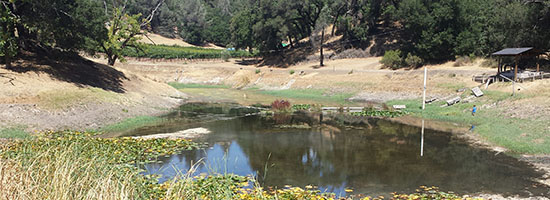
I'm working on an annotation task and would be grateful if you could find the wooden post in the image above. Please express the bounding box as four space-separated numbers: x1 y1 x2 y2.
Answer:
537 56 540 72
514 56 519 82
497 57 501 75
422 67 427 110
320 29 325 67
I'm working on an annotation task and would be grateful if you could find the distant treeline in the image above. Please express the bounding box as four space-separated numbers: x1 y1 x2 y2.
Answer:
2 0 550 65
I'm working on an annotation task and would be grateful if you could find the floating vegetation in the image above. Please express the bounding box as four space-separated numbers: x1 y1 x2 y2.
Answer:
350 108 408 118
391 186 481 200
291 104 311 111
1 130 202 165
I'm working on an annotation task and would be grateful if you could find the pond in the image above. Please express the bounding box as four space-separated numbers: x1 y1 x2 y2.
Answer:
135 103 549 198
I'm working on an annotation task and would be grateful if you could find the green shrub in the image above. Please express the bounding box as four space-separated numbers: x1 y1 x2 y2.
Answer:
380 50 403 69
220 50 231 61
289 70 295 75
405 53 423 68
255 69 261 74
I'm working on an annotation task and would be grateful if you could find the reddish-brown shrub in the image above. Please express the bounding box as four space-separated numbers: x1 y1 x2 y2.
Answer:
271 99 291 110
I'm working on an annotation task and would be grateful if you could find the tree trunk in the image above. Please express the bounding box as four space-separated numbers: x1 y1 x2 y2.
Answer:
108 55 117 66
288 35 294 48
4 55 11 68
331 13 340 36
3 43 12 68
320 28 325 67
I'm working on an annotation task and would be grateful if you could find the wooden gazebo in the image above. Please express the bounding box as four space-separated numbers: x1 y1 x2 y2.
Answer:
492 47 542 81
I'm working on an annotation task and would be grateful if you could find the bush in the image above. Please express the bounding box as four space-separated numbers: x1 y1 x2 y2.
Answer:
481 58 498 68
289 70 295 75
453 55 472 67
381 50 403 69
220 50 231 62
255 69 261 74
405 53 423 68
271 100 291 111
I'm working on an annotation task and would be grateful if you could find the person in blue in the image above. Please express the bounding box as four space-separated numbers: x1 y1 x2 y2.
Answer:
472 105 477 116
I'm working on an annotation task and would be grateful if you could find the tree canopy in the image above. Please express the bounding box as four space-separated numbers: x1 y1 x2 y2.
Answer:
2 0 550 65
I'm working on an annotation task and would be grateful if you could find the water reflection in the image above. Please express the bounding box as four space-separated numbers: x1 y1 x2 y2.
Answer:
421 119 424 157
142 114 549 198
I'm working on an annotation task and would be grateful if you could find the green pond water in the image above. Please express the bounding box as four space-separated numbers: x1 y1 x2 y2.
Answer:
133 103 549 198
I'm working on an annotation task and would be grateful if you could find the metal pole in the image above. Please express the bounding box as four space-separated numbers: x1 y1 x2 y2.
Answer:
422 67 427 110
421 119 424 157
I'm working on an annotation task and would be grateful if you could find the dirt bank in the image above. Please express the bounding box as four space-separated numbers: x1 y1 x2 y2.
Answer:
0 57 185 132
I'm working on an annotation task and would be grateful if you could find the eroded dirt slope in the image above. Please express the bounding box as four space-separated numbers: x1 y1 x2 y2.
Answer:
0 56 185 131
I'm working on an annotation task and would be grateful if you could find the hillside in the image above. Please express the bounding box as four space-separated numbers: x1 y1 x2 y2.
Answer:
0 52 185 131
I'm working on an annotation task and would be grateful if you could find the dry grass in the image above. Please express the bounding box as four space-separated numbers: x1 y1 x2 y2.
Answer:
0 150 138 200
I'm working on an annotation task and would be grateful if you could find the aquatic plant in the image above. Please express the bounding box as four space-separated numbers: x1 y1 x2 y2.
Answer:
271 99 291 111
391 186 481 200
350 108 408 118
291 104 311 111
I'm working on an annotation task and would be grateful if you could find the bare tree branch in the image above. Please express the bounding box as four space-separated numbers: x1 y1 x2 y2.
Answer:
0 74 16 86
103 0 108 16
141 0 164 27
143 33 156 45
121 0 128 14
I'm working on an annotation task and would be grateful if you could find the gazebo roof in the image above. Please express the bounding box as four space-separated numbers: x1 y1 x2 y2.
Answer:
492 47 534 56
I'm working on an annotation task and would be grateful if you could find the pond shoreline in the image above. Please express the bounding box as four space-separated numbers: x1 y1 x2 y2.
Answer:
386 115 550 199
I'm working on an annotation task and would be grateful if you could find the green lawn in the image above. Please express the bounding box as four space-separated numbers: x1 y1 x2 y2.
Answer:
388 91 550 154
